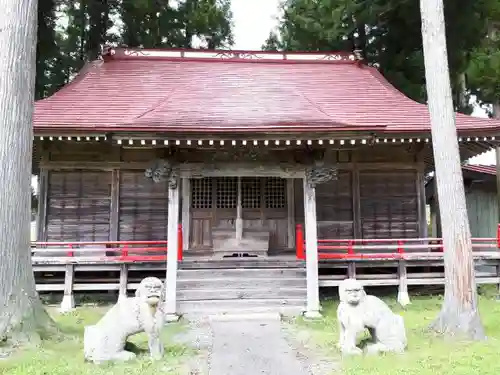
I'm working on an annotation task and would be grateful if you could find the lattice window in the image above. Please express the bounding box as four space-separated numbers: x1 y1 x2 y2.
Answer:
191 178 212 209
264 177 286 209
242 178 261 209
216 177 237 209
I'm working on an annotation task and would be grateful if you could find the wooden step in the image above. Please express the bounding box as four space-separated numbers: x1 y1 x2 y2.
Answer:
177 287 307 301
178 267 306 279
178 298 306 317
177 277 306 289
179 259 303 269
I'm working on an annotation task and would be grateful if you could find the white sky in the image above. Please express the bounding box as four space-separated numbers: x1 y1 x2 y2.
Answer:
231 0 281 50
230 0 495 165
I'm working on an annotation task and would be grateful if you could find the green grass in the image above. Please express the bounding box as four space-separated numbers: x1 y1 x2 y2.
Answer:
300 287 500 375
0 306 192 375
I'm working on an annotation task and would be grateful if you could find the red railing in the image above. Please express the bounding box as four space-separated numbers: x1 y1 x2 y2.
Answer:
295 224 500 260
32 224 184 262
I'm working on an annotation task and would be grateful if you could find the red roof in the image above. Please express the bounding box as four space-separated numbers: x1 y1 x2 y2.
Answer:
33 48 500 134
463 164 497 175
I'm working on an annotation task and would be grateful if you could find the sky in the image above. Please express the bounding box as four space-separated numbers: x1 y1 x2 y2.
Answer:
229 0 495 165
231 0 281 50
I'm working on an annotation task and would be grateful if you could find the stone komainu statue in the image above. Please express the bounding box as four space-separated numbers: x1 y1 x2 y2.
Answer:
336 278 407 355
83 277 166 363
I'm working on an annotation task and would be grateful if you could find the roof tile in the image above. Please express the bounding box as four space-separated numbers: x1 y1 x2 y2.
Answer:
33 48 500 134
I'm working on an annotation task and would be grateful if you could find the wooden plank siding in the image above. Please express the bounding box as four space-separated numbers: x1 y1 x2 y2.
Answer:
118 170 169 241
45 170 111 241
359 170 419 239
39 144 426 248
466 188 498 238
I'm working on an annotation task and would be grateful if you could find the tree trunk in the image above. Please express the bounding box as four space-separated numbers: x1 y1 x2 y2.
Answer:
419 0 485 340
0 0 57 345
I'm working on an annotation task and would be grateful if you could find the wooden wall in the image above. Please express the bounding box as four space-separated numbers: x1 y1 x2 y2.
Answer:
37 142 426 244
46 170 111 241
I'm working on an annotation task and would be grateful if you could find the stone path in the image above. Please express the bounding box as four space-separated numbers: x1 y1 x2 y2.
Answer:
173 314 337 375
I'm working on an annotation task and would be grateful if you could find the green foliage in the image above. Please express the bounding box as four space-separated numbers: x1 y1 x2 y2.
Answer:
299 290 500 375
35 0 233 100
0 307 191 375
266 0 497 112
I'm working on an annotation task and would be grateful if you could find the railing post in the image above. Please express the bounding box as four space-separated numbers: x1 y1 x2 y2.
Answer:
121 244 129 259
347 240 356 278
177 224 183 261
497 224 500 249
397 240 404 256
497 224 500 298
397 240 410 307
296 224 305 260
67 244 74 257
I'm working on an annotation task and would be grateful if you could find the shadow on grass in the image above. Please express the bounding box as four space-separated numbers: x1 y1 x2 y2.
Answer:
0 305 191 375
297 286 500 375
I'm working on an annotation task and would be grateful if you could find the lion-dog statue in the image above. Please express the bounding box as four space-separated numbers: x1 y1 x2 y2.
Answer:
84 277 166 363
337 278 407 355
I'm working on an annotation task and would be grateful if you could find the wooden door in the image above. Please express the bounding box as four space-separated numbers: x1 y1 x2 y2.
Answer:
241 177 288 249
190 178 213 249
189 176 289 250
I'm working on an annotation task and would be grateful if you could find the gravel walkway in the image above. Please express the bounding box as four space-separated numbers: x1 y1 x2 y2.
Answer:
173 315 337 375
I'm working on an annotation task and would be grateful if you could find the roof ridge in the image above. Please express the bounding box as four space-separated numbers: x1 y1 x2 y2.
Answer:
101 46 362 65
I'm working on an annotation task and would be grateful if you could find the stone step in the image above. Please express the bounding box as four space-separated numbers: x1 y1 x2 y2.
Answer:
178 298 306 318
177 277 307 290
177 287 307 301
178 267 306 279
180 259 303 269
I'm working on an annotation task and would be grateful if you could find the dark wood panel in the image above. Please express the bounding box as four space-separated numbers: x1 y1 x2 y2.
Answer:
118 171 168 241
315 171 354 239
359 171 418 239
46 171 111 242
191 218 212 249
189 177 289 249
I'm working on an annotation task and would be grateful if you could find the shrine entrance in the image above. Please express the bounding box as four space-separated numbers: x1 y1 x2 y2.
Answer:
187 176 292 256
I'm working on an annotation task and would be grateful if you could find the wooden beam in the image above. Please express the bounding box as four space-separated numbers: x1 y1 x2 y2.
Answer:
417 170 428 237
118 264 128 302
236 177 243 241
60 264 75 312
496 146 500 224
352 162 361 239
109 169 120 241
432 178 442 237
303 178 321 318
287 178 295 248
164 178 180 320
40 160 422 173
181 178 191 251
36 168 49 241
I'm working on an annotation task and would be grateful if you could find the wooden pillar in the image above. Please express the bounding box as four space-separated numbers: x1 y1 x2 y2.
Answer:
432 177 442 237
417 169 428 237
303 177 321 319
287 178 295 248
350 165 361 279
236 176 243 241
496 146 500 297
496 146 500 224
118 264 128 302
181 177 191 251
164 177 180 320
109 169 120 242
60 264 75 312
36 168 49 241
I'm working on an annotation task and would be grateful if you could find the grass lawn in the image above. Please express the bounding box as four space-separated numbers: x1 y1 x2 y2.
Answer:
0 306 192 375
300 287 500 375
